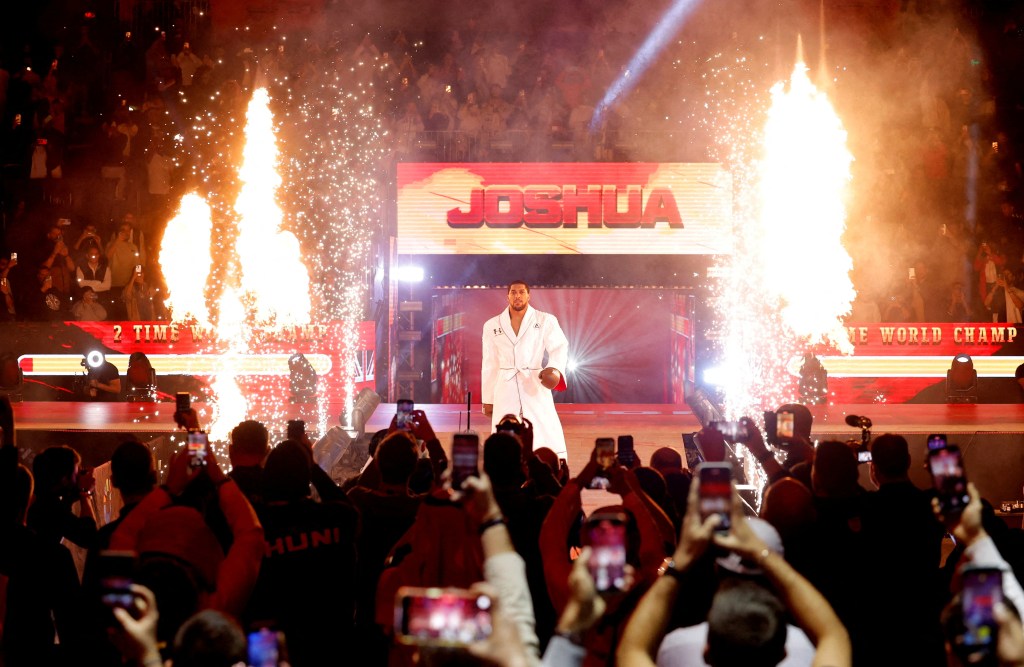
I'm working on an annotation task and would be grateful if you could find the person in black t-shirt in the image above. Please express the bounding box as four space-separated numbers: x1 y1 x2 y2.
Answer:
84 354 121 400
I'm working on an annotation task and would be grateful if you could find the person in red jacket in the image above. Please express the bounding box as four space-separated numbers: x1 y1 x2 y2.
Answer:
108 428 263 650
538 454 674 666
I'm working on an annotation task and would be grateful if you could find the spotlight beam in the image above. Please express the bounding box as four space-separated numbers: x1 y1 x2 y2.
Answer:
591 0 706 131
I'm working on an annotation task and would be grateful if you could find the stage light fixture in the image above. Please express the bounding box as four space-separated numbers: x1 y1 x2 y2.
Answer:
86 350 105 369
288 353 318 403
348 387 381 435
946 353 978 403
394 266 424 283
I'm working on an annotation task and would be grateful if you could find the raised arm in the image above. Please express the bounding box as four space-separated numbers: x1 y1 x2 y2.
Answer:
617 476 716 667
715 488 851 667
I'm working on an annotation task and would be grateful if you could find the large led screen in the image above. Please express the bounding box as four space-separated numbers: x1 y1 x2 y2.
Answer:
397 163 733 255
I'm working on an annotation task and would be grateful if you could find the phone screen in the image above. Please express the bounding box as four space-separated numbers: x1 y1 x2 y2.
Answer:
962 567 1002 656
396 399 414 430
586 514 627 593
927 434 948 451
595 438 615 468
616 435 635 466
451 433 480 490
97 550 136 613
187 431 208 468
176 391 190 413
777 412 794 439
710 420 747 441
247 627 283 667
397 588 493 646
928 446 969 517
698 463 732 533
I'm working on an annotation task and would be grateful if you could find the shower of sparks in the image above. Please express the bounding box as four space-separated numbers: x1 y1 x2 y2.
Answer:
709 56 854 421
159 45 386 438
692 48 855 502
283 55 387 428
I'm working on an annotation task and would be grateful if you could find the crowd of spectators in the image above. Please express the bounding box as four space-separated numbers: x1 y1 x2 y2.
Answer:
5 398 1024 666
0 3 1020 325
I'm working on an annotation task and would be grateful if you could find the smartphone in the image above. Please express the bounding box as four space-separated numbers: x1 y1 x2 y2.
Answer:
585 512 628 594
10 253 16 261
176 391 190 413
451 432 480 490
858 450 872 463
961 565 1002 661
927 433 948 451
135 264 142 273
97 550 137 614
710 420 747 442
777 411 794 439
928 445 970 518
187 431 208 468
698 462 732 533
395 587 493 646
595 438 615 468
616 435 636 467
247 625 287 667
909 267 916 280
589 437 616 488
287 419 305 442
396 399 414 430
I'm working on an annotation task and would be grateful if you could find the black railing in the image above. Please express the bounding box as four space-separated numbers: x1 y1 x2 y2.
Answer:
391 129 710 163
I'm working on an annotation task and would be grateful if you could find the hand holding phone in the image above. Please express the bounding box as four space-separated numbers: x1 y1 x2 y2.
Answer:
710 420 747 442
961 565 1002 662
698 462 732 534
97 550 138 621
585 512 628 593
396 399 414 430
589 438 616 489
929 445 970 519
616 435 636 468
395 587 493 646
187 431 209 468
451 432 480 490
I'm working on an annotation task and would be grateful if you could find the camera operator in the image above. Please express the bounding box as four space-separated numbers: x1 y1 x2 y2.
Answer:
82 353 121 401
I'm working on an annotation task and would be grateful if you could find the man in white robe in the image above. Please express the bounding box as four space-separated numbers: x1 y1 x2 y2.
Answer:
482 281 568 457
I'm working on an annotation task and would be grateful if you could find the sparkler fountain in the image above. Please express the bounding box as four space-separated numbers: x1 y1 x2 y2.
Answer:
712 43 855 495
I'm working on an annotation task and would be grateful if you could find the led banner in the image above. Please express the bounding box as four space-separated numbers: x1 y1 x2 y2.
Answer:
822 322 1023 403
396 162 733 255
0 320 375 408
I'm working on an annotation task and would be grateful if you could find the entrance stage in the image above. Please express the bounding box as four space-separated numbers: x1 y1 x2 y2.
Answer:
12 400 1024 505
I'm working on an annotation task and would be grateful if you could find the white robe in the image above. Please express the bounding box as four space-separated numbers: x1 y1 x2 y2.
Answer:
481 304 568 457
